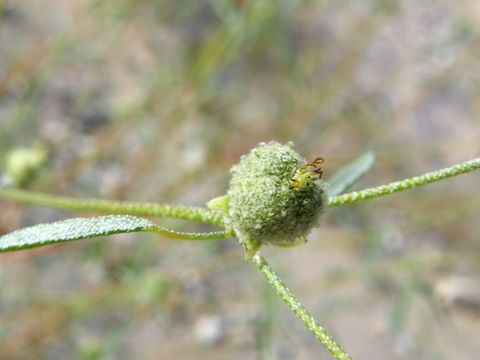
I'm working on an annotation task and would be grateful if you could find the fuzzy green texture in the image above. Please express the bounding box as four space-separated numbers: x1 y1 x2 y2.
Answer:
226 142 326 251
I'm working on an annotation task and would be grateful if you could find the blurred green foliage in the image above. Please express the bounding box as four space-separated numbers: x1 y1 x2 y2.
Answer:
4 145 47 187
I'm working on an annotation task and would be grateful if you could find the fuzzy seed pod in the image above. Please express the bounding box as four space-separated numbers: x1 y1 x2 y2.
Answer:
225 141 326 253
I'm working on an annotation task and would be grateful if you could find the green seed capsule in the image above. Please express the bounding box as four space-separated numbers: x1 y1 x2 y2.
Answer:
225 141 326 254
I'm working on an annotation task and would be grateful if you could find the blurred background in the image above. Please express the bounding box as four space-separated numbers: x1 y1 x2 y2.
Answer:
1 1 480 359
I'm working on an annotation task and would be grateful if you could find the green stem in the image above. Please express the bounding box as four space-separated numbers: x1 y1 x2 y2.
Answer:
150 226 230 240
0 187 224 227
251 252 351 360
328 157 480 208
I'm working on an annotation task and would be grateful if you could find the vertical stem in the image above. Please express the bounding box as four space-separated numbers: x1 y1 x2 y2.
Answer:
250 252 351 360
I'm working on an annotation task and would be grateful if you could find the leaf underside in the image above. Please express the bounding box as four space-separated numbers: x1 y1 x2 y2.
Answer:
326 152 375 197
0 215 156 252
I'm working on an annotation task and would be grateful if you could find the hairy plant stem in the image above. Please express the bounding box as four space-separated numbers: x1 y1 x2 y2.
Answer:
250 252 351 360
328 157 480 208
151 226 229 240
0 187 224 227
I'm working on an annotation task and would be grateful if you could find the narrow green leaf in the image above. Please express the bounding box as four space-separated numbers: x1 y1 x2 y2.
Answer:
327 152 375 197
0 215 153 252
0 215 229 253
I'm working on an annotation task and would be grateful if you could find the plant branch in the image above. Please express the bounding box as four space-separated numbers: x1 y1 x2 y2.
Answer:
151 226 230 240
250 252 351 360
328 157 480 208
0 187 224 227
